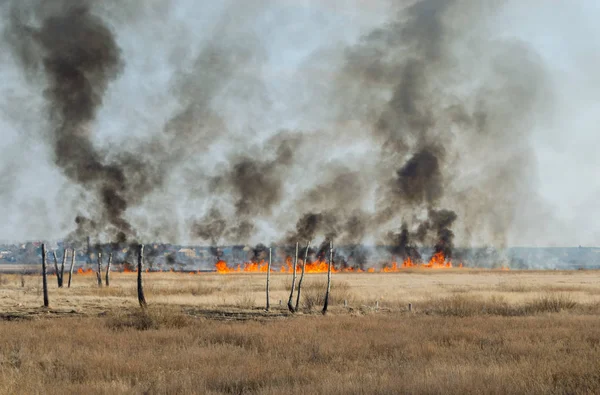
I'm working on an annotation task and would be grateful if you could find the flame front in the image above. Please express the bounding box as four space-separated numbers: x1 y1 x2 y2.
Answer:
214 252 461 273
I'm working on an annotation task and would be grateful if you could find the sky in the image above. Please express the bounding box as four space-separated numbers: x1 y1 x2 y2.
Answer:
0 0 599 247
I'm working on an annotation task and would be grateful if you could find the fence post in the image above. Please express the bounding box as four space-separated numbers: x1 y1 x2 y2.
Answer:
59 249 67 288
105 253 112 286
295 241 311 312
322 241 333 315
96 252 103 287
137 244 147 308
41 244 49 308
67 248 75 288
266 247 272 311
287 242 299 313
52 251 60 287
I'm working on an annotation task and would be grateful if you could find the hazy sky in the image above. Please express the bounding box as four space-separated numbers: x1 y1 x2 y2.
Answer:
0 0 599 246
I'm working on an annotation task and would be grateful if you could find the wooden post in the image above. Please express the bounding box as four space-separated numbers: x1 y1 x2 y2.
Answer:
137 244 147 308
41 243 49 308
96 252 103 287
86 236 92 266
287 242 299 313
52 251 60 287
408 303 412 312
266 247 272 311
59 249 67 288
322 240 333 315
295 241 311 312
67 248 75 288
105 252 112 287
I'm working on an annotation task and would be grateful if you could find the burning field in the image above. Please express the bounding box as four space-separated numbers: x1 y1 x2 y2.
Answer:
0 0 598 393
214 252 460 274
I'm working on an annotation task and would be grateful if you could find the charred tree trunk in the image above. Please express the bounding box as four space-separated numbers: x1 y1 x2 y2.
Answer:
137 244 147 308
96 252 103 287
287 242 299 313
67 248 75 288
322 241 334 315
59 249 67 288
52 251 61 287
41 243 49 308
105 253 112 287
295 241 311 312
266 247 272 311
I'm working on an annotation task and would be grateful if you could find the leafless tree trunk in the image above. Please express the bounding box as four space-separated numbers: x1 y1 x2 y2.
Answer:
67 248 75 288
105 253 112 286
41 243 49 308
266 247 272 311
59 249 67 288
322 241 333 315
295 241 311 312
52 251 61 287
137 244 147 308
287 242 299 313
96 252 103 287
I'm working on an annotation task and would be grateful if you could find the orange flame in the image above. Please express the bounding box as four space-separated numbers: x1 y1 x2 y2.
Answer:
215 260 231 273
214 252 463 274
423 252 453 268
76 268 94 275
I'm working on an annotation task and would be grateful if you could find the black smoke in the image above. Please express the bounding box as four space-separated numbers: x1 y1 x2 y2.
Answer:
5 2 163 244
2 1 554 263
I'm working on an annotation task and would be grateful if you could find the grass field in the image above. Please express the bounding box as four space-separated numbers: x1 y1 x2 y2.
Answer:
1 269 600 394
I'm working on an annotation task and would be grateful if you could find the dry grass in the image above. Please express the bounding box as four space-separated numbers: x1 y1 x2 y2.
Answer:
299 280 355 311
1 269 600 393
1 311 600 394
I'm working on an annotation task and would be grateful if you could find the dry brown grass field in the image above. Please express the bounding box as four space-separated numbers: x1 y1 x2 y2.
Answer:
1 269 600 394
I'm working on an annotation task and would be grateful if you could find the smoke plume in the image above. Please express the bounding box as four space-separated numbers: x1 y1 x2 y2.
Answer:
2 0 579 262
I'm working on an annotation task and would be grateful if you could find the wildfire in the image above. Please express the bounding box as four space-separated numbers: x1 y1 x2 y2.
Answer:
76 268 94 275
380 253 454 272
216 259 276 273
214 252 461 274
423 252 453 269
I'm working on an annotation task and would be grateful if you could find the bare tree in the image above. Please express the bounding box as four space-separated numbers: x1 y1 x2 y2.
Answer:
96 252 103 287
295 241 311 312
266 247 272 311
67 248 75 288
137 244 147 308
322 241 333 315
105 252 112 287
41 244 49 307
52 251 61 287
287 242 299 313
59 249 67 288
